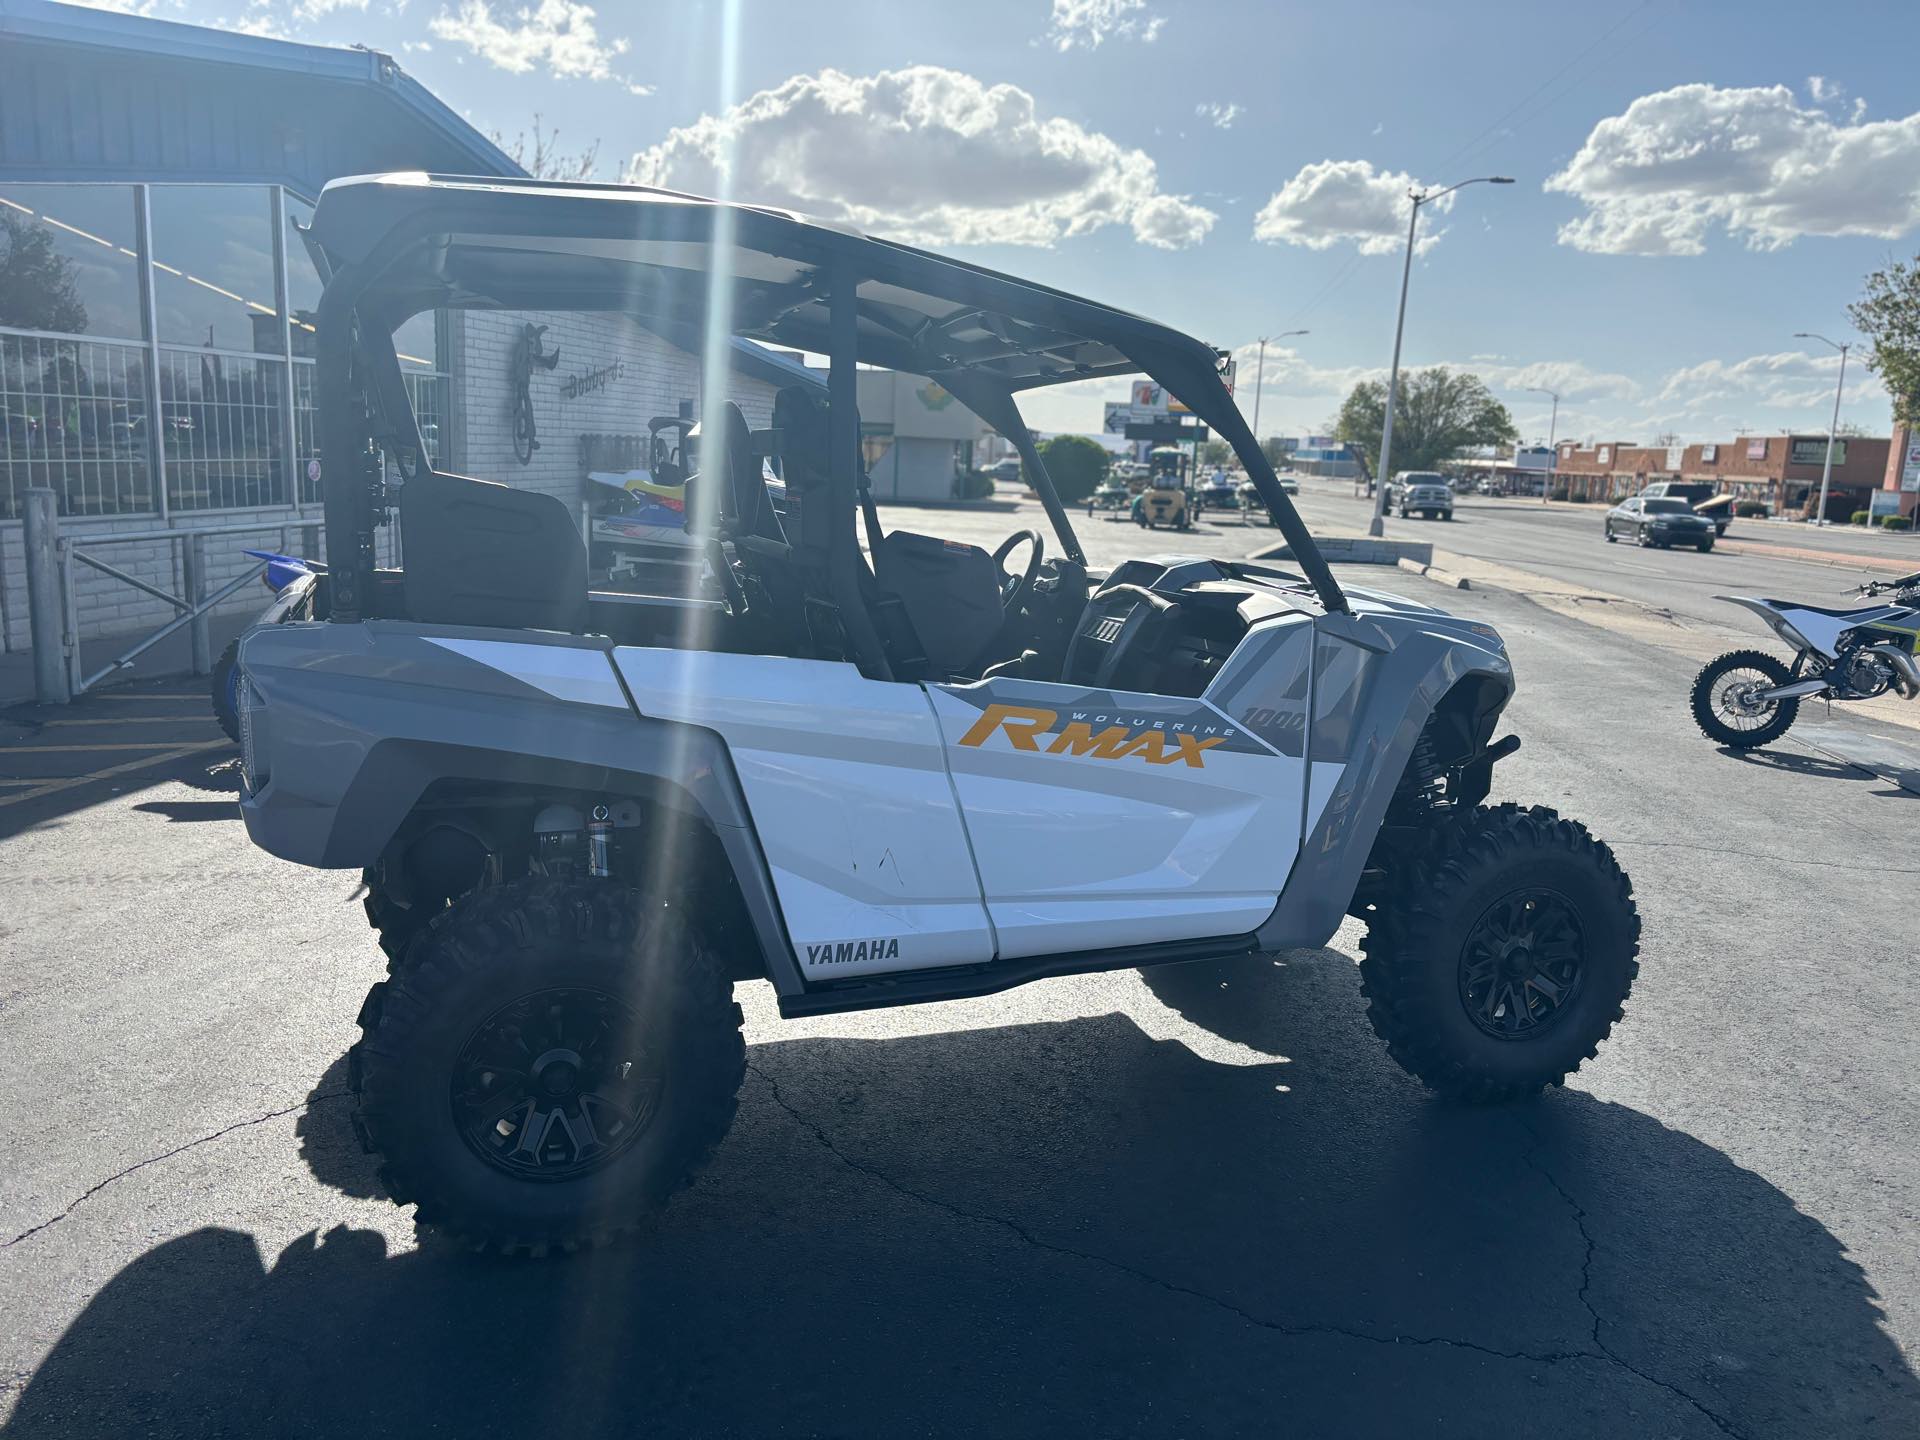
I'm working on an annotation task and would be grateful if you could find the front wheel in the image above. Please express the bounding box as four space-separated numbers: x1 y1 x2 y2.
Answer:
1360 804 1639 1103
1604 525 1618 543
350 878 745 1254
1690 649 1799 748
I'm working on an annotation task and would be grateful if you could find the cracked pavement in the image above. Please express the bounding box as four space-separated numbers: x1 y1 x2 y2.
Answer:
2 493 1917 1437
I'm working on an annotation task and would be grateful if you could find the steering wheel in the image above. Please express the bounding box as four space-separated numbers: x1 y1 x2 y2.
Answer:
990 530 1045 614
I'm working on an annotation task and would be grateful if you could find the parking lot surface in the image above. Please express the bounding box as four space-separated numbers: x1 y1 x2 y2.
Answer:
2 492 1916 1438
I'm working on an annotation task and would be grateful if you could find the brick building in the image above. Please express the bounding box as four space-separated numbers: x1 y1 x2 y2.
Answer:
1552 434 1892 517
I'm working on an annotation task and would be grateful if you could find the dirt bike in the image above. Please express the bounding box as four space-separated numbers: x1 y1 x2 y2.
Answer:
1691 570 1920 748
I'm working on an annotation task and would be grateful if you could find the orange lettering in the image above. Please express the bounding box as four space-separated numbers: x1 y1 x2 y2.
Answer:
1171 733 1228 767
1047 722 1133 757
958 703 1058 750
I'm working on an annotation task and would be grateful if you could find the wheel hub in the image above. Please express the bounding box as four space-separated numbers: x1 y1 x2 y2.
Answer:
1459 890 1586 1039
452 988 661 1180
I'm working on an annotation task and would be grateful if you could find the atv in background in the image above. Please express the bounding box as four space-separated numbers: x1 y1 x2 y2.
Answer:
232 173 1640 1254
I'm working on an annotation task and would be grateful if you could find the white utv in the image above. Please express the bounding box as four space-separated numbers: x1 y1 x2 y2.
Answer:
236 174 1640 1253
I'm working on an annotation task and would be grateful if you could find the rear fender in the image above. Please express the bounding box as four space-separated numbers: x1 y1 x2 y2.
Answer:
236 620 803 995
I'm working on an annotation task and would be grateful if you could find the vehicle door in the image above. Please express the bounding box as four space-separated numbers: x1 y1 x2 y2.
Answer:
613 648 993 983
925 616 1320 960
1620 498 1642 539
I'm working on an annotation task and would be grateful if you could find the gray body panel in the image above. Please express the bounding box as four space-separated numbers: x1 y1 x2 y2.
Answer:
235 570 1512 1013
236 619 805 997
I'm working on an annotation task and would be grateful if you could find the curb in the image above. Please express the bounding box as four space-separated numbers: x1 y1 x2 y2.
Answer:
1395 556 1472 590
1714 538 1917 573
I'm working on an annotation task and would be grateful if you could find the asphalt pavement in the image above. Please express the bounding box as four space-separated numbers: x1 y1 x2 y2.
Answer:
2 495 1917 1439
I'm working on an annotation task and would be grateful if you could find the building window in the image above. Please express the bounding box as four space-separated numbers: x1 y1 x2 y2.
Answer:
158 349 286 511
1 333 153 518
147 185 281 353
0 184 145 340
284 195 323 361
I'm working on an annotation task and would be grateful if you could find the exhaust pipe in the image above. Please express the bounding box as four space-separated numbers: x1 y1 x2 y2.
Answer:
1865 644 1920 699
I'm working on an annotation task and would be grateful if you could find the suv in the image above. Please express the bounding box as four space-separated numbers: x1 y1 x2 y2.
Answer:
1393 472 1455 520
234 173 1640 1253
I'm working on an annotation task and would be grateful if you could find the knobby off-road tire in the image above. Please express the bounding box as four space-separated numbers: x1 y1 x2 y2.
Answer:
210 639 242 743
361 871 442 970
350 877 745 1255
1690 649 1798 749
1359 804 1640 1103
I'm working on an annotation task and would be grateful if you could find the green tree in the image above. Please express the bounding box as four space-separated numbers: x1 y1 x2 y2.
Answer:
1333 367 1516 475
1259 436 1292 469
0 212 89 334
1849 255 1920 425
1197 439 1233 469
1037 433 1110 504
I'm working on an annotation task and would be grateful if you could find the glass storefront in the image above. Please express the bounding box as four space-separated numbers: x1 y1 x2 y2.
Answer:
1 181 449 521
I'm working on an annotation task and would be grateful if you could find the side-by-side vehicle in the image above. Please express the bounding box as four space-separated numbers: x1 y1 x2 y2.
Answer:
234 173 1640 1252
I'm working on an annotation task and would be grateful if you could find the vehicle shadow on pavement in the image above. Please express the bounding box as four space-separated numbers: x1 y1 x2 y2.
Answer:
9 955 1916 1439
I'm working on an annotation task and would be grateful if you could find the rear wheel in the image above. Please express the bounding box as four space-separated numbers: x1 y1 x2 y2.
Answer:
350 877 745 1254
1359 804 1639 1102
1690 649 1798 748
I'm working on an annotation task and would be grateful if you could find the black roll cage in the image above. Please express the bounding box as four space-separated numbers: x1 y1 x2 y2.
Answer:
308 175 1349 634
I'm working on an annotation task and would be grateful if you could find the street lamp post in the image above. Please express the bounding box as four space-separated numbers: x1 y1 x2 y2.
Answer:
1524 385 1559 501
1250 329 1308 454
1368 176 1514 537
1794 331 1851 526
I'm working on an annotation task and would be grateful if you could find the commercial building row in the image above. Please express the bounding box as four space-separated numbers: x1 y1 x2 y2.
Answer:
1551 433 1917 520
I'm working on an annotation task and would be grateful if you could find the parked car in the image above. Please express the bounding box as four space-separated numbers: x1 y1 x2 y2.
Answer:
1605 495 1715 551
1393 472 1454 520
1199 470 1239 510
988 456 1023 484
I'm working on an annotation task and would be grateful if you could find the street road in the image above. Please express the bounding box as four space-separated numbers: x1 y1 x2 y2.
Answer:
2 494 1917 1438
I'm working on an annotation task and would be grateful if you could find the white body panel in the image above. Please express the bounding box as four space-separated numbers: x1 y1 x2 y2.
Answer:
426 636 632 709
613 649 994 980
927 675 1309 959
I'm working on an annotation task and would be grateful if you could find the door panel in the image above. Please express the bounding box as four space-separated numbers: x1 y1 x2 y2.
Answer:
614 648 992 980
928 627 1313 959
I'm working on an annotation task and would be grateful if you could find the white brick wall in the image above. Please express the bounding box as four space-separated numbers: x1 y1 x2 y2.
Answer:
454 309 781 519
0 312 780 655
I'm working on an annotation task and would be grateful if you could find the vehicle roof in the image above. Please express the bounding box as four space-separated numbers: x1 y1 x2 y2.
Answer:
310 172 1226 393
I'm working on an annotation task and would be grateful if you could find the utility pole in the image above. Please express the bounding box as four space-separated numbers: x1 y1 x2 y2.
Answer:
1795 332 1850 526
1369 176 1514 537
1524 386 1559 502
1250 329 1307 457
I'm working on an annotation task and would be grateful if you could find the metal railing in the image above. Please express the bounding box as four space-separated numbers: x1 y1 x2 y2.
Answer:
21 486 315 703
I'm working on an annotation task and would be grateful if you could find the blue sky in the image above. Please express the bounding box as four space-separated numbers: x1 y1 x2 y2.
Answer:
80 0 1920 444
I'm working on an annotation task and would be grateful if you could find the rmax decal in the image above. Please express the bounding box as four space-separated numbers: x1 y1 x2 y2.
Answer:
957 703 1232 768
806 938 902 966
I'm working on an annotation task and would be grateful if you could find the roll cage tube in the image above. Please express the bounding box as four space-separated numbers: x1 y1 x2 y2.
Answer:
936 372 1086 568
1130 349 1349 616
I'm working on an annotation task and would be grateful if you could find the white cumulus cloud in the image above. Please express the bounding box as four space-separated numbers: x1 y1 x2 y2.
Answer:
1046 0 1163 50
1546 82 1920 255
429 0 634 86
624 66 1215 250
1252 160 1439 255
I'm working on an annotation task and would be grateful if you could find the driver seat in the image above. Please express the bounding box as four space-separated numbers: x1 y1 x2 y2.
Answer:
872 530 1005 680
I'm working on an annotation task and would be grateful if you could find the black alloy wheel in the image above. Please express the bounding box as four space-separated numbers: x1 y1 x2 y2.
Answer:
453 986 661 1180
1457 890 1585 1039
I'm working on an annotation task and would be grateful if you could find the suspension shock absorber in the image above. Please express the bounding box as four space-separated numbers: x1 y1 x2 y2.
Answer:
586 804 613 879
